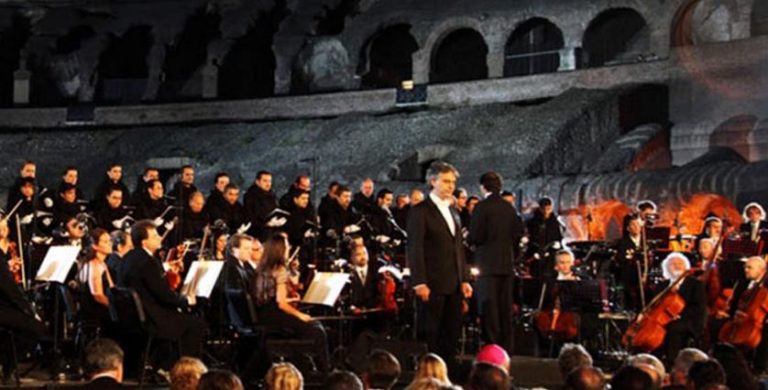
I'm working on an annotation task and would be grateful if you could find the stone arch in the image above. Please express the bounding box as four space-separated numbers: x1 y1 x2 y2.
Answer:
413 17 489 84
95 25 154 103
429 28 488 84
753 0 768 36
218 20 277 99
709 114 759 161
504 17 564 77
582 7 651 68
358 24 419 89
0 13 30 106
157 7 221 101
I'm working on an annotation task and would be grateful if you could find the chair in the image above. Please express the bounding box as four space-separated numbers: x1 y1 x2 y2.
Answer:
223 288 266 371
108 287 153 388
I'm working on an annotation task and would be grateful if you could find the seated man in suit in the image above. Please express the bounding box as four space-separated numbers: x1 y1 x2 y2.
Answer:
349 243 382 311
80 338 127 389
119 220 206 362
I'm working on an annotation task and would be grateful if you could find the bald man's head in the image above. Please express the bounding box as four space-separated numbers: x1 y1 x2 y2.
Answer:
745 256 767 281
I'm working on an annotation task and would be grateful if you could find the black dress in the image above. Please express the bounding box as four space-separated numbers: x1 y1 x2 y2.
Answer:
78 261 114 331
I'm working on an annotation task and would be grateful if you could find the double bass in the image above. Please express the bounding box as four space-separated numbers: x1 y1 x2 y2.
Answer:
718 270 768 349
622 269 693 352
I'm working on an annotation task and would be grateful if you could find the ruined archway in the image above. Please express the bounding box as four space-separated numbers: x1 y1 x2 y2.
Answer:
218 15 278 99
95 25 154 104
429 28 488 84
504 18 564 77
582 8 650 68
359 24 418 89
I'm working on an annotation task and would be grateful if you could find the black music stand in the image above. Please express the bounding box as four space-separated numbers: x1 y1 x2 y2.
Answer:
645 227 671 249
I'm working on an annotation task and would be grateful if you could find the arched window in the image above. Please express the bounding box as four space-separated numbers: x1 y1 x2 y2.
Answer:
430 28 488 84
96 25 153 103
504 18 564 77
218 16 279 99
0 15 30 107
582 8 649 68
359 24 418 89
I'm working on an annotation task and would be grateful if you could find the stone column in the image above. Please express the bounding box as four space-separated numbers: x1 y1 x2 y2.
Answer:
558 47 578 71
411 49 430 84
486 51 504 78
13 55 31 105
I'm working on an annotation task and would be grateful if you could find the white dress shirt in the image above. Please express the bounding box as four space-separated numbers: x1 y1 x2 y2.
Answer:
429 192 456 236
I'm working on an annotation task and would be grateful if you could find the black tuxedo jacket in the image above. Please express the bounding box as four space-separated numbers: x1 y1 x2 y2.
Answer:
349 262 381 309
468 193 524 276
119 248 188 338
79 376 127 390
406 196 470 294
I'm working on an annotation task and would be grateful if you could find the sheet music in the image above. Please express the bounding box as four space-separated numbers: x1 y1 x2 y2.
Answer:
181 261 224 298
35 246 80 283
302 272 350 306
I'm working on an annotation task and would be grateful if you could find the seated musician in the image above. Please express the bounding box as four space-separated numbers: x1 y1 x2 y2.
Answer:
222 234 254 291
698 217 724 266
716 256 768 372
251 234 330 373
53 183 82 228
613 214 643 311
77 228 116 334
106 230 132 286
119 220 206 362
656 252 706 364
0 217 49 381
94 187 132 232
180 192 209 243
555 249 587 281
349 243 382 311
740 203 768 243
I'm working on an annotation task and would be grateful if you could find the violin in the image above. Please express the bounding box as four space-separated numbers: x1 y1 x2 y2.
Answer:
622 269 693 352
378 271 398 314
718 271 768 349
164 242 188 291
7 241 22 285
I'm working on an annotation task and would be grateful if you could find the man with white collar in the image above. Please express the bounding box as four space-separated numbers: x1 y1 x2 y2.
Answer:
740 202 768 243
407 161 472 371
80 338 127 389
554 249 582 281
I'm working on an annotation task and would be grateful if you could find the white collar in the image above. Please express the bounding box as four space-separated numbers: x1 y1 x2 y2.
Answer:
430 192 452 208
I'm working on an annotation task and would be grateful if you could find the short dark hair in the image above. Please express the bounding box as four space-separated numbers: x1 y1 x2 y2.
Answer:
377 188 393 200
468 363 510 390
106 186 123 196
143 167 158 176
292 189 310 199
226 234 253 258
328 181 340 190
637 200 656 212
335 185 352 197
501 190 514 198
425 161 459 183
111 230 130 249
364 349 400 390
84 338 123 377
325 370 363 390
59 183 76 193
565 366 605 390
295 175 310 184
610 366 653 390
539 197 553 207
63 166 77 175
256 170 271 181
180 164 193 172
147 179 162 191
131 220 156 249
107 162 121 170
224 183 239 192
688 360 726 390
479 171 503 193
215 172 229 182
197 369 243 390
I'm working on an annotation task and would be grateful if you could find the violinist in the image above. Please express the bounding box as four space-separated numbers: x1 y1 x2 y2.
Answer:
698 217 724 266
740 203 768 243
718 256 768 372
76 228 116 335
0 216 48 382
94 187 133 231
656 253 706 364
614 214 643 311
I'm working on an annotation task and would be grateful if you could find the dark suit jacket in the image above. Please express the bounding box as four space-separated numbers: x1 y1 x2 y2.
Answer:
676 276 707 335
468 193 524 276
349 262 381 309
406 196 470 294
79 376 128 390
119 248 188 339
243 185 277 237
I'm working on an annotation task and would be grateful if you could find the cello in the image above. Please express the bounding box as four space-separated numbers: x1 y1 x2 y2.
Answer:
622 269 693 352
533 282 579 340
718 269 768 349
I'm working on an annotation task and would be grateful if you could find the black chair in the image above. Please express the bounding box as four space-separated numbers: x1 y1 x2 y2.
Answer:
0 327 20 387
108 287 153 388
224 289 266 373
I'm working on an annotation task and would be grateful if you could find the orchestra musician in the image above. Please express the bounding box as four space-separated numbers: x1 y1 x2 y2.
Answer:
698 217 725 266
221 234 254 292
468 171 524 355
348 243 382 310
119 220 206 361
244 171 279 239
407 161 472 370
179 191 210 242
91 163 130 209
554 249 586 281
131 167 159 206
77 228 116 335
106 230 132 286
740 203 768 243
527 197 563 277
94 187 133 231
392 192 410 233
655 252 706 363
453 188 469 229
169 165 197 209
207 184 246 235
53 183 83 228
613 214 643 311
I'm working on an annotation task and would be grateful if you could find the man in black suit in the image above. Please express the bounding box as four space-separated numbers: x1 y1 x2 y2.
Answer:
407 161 472 369
208 184 247 234
349 243 381 310
740 202 768 243
80 338 127 389
468 171 524 355
221 234 254 292
658 253 705 364
612 214 644 311
119 220 206 359
243 171 279 239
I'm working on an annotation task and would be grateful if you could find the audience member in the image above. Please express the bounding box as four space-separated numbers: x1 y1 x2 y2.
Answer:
198 369 244 390
411 353 451 386
669 348 708 387
629 353 667 389
710 343 759 390
476 344 511 375
80 338 126 390
610 366 653 390
564 366 606 390
362 349 401 390
325 370 364 390
169 356 207 390
558 343 593 379
687 360 726 390
467 363 512 390
265 362 303 390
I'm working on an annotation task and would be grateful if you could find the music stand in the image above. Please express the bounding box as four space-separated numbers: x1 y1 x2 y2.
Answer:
557 280 605 313
645 227 671 249
722 237 762 259
302 272 350 307
181 261 224 298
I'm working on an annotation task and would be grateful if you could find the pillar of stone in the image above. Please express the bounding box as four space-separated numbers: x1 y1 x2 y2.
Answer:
558 47 578 71
487 51 504 78
411 49 430 84
202 61 218 99
13 55 31 105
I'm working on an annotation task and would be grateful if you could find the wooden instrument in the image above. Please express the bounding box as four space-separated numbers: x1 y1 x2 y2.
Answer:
622 269 693 352
534 282 579 339
718 271 768 349
377 270 398 314
701 222 734 315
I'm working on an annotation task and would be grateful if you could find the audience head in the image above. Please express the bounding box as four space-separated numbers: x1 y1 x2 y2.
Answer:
325 370 364 390
610 365 653 390
406 377 446 390
687 359 726 390
710 342 758 390
414 353 450 385
479 171 503 194
467 363 511 390
557 343 593 378
131 219 162 253
198 369 243 390
475 344 511 375
265 362 303 390
564 366 606 390
672 348 708 386
628 353 666 388
83 338 124 383
363 349 401 390
169 356 207 390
